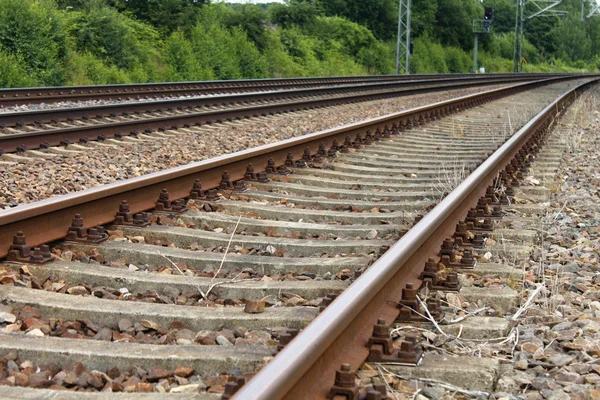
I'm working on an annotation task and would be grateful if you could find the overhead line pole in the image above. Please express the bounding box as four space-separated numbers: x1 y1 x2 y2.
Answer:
513 0 567 73
395 0 411 75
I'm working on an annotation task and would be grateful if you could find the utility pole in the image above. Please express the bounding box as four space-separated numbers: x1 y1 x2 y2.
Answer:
513 0 567 72
395 0 411 75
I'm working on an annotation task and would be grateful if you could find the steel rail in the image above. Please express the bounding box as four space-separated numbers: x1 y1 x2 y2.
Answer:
233 78 598 400
0 75 543 127
0 76 585 260
0 73 570 107
0 76 577 154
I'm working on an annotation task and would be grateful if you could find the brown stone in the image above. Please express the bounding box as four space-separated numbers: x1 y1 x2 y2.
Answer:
106 365 121 379
244 300 265 314
138 319 160 331
87 372 105 389
135 382 154 392
28 370 53 388
13 372 28 387
174 366 194 378
123 376 142 387
207 384 225 394
195 330 217 345
520 342 540 353
147 366 172 382
18 306 39 321
67 286 89 296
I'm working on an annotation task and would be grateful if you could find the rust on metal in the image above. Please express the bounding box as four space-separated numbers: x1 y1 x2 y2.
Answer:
277 329 299 353
395 283 444 323
189 179 207 200
419 257 461 291
6 232 52 264
222 376 247 400
326 364 358 400
365 319 423 365
65 214 108 244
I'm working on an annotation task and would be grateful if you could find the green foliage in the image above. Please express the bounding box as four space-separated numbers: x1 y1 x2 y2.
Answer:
444 47 471 73
66 3 160 70
316 0 397 40
0 0 67 85
270 1 321 29
223 4 269 51
1 0 598 89
411 37 448 73
0 51 38 87
65 51 131 84
108 0 208 34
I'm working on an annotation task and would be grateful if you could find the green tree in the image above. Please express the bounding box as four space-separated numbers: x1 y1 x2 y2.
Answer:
108 0 208 34
66 2 160 70
316 0 397 40
0 0 68 85
270 0 321 29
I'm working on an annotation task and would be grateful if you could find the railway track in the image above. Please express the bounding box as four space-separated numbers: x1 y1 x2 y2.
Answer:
0 73 568 108
0 76 596 399
0 74 547 155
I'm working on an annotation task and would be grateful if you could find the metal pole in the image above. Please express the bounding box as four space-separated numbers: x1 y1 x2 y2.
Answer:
473 33 479 73
405 0 411 75
395 0 404 74
519 3 524 72
513 0 521 72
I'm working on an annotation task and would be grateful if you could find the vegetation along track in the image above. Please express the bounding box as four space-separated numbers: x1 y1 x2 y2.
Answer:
0 74 553 155
0 73 567 108
0 76 596 398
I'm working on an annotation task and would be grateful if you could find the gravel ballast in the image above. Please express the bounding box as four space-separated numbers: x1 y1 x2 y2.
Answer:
0 85 512 209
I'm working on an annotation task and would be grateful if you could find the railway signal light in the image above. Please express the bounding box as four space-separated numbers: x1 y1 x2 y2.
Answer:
484 8 493 21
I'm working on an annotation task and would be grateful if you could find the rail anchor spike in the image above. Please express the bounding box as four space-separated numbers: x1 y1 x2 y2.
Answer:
358 384 390 400
327 364 359 400
319 293 338 312
419 258 461 292
221 375 246 400
394 283 444 323
65 214 108 244
366 320 423 366
276 328 299 353
155 189 188 213
189 179 207 200
6 232 52 264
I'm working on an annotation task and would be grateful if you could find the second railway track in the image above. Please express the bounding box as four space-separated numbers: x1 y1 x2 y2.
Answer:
0 74 550 155
0 73 568 108
0 75 596 399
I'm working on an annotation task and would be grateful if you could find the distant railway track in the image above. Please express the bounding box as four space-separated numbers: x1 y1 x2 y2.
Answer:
0 73 572 107
0 74 570 154
0 75 596 399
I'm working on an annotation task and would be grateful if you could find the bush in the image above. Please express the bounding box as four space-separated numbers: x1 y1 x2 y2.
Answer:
411 37 448 74
0 51 38 87
444 46 471 73
0 0 67 85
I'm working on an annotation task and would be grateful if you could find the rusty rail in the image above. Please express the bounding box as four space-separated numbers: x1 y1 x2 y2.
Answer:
233 78 598 399
0 73 570 107
0 76 587 259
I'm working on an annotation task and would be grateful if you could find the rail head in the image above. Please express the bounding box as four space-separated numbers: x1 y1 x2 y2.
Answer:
232 77 599 399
